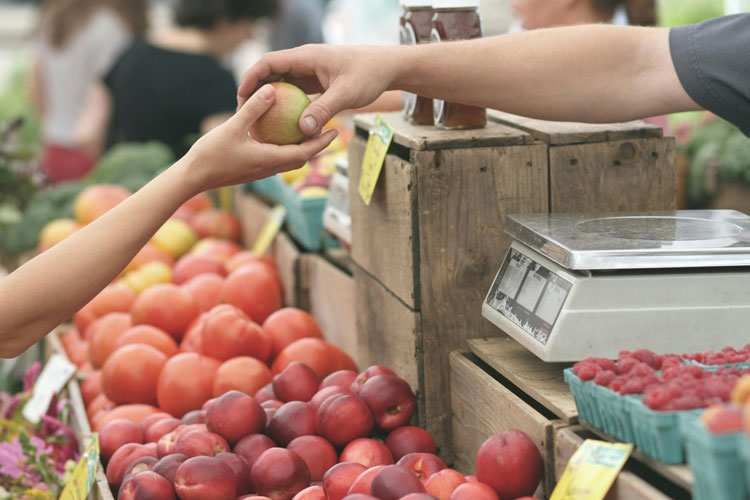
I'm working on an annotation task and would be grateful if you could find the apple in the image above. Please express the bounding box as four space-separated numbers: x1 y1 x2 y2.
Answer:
322 462 367 500
424 469 466 500
370 465 426 500
182 410 202 424
316 394 374 447
118 471 175 500
273 362 321 403
122 456 158 479
174 430 230 458
386 426 437 461
449 482 499 500
310 386 353 413
291 485 326 500
350 366 396 394
151 453 188 484
269 401 318 446
206 390 266 445
358 375 416 431
256 383 277 403
397 453 447 485
287 435 338 482
174 456 238 500
475 431 542 500
233 433 276 470
346 465 385 496
139 412 172 434
320 370 358 391
250 448 311 500
340 438 394 468
106 443 157 490
215 452 253 496
100 419 143 463
144 418 182 443
249 82 311 145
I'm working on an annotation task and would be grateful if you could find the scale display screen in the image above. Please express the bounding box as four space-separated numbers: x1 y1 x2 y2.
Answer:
485 247 572 344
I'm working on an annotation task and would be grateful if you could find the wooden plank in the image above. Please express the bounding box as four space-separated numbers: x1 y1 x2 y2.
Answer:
416 143 549 457
555 426 680 500
354 112 533 151
468 337 577 422
488 109 663 145
450 351 553 498
349 135 420 308
549 137 676 213
307 255 361 368
353 263 422 410
234 186 270 248
274 231 301 308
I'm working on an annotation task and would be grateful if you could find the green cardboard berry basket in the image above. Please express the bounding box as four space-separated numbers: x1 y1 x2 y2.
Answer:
682 415 747 500
630 402 703 464
564 368 604 429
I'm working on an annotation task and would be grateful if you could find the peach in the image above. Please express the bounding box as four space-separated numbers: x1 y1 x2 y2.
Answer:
157 353 220 417
179 314 206 353
310 386 353 412
347 465 385 496
116 325 178 358
221 262 282 324
475 430 542 500
255 383 277 403
140 412 172 434
100 419 143 463
273 362 320 402
175 456 238 500
173 254 226 284
424 469 466 500
215 452 253 496
449 482 499 500
213 356 272 398
201 304 271 362
144 417 182 443
206 390 266 445
287 436 338 482
359 375 416 431
131 284 200 340
87 312 132 368
263 308 324 360
101 343 167 405
292 485 326 500
322 462 367 500
370 465 425 500
234 433 276 470
80 371 103 407
73 184 131 225
190 209 241 241
268 401 317 446
250 448 311 500
320 370 358 391
106 443 157 490
93 404 161 431
249 82 311 145
190 238 241 262
386 426 437 461
350 366 396 394
175 430 230 458
181 273 224 313
398 453 447 485
75 284 136 334
118 470 175 500
701 404 744 433
123 456 158 478
340 438 394 468
316 394 373 447
151 453 188 483
182 410 201 424
144 442 157 456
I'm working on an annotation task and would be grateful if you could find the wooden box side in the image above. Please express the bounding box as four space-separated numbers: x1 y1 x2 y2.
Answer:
416 143 549 457
349 135 420 308
549 137 677 213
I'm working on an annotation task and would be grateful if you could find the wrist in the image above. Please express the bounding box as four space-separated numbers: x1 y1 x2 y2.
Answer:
387 45 420 92
169 153 205 200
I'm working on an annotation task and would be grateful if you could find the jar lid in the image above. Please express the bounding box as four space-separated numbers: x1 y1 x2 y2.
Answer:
431 0 480 8
400 0 432 6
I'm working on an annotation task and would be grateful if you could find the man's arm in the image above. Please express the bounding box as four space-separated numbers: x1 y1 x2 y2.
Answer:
238 25 700 136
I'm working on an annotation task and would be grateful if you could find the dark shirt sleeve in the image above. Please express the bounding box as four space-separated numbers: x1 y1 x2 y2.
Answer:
199 67 239 118
669 14 750 136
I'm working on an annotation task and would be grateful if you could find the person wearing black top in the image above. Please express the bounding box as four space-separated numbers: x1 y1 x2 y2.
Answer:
77 0 277 159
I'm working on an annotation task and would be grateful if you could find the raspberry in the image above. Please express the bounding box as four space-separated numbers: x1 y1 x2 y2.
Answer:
702 396 724 407
670 395 704 410
631 349 658 368
699 378 731 401
631 362 655 378
574 363 599 381
616 358 638 375
609 379 623 392
683 365 705 379
619 377 646 395
592 358 617 372
594 370 616 387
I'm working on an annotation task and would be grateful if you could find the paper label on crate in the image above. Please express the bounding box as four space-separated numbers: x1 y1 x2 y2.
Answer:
359 114 395 205
60 434 100 500
22 354 76 424
550 439 632 500
252 204 287 256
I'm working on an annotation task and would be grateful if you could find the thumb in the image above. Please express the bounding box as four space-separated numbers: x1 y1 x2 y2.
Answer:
234 84 276 126
299 88 344 136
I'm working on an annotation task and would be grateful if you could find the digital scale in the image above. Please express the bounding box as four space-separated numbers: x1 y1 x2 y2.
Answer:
482 210 750 362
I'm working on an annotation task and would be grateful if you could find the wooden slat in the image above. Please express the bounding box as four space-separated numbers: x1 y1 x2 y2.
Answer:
554 426 681 500
416 143 549 456
488 110 663 145
235 186 270 248
468 337 577 422
274 231 301 308
307 255 361 368
549 137 677 213
450 351 554 498
349 136 420 308
354 112 533 151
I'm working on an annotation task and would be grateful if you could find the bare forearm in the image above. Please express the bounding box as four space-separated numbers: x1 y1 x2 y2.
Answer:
0 157 200 357
392 25 699 122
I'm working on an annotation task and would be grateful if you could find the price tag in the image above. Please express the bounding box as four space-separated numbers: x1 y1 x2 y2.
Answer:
59 434 100 500
550 439 633 500
252 204 287 256
22 354 76 424
358 114 394 205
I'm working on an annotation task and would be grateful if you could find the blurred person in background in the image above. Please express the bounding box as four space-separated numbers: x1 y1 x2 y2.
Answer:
76 0 277 160
510 0 656 32
29 0 147 183
271 0 324 51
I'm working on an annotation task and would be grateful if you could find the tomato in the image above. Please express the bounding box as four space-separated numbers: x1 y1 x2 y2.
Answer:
201 304 271 362
74 284 136 335
262 308 324 360
189 210 241 241
94 404 161 431
225 251 278 275
157 353 221 417
181 192 213 212
65 340 90 368
172 254 226 285
221 262 282 324
102 344 168 405
181 273 224 313
87 393 115 421
212 356 272 398
115 325 179 358
272 338 357 378
88 312 133 368
179 313 206 354
131 284 200 340
80 371 103 407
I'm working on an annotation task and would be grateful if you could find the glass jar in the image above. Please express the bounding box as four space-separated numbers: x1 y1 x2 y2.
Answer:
399 1 434 124
431 0 486 129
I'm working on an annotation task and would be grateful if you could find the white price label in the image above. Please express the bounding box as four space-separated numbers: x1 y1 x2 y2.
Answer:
22 354 76 424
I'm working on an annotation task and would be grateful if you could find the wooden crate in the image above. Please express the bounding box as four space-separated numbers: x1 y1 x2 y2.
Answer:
349 112 548 454
488 110 677 212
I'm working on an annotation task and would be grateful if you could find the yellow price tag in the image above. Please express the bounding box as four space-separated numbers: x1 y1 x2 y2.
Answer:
358 114 395 205
550 439 632 500
252 204 287 255
60 434 99 500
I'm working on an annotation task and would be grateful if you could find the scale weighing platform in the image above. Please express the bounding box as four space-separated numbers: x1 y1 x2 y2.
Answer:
482 210 750 362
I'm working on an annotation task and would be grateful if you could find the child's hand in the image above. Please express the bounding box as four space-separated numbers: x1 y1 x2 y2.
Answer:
179 84 338 194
